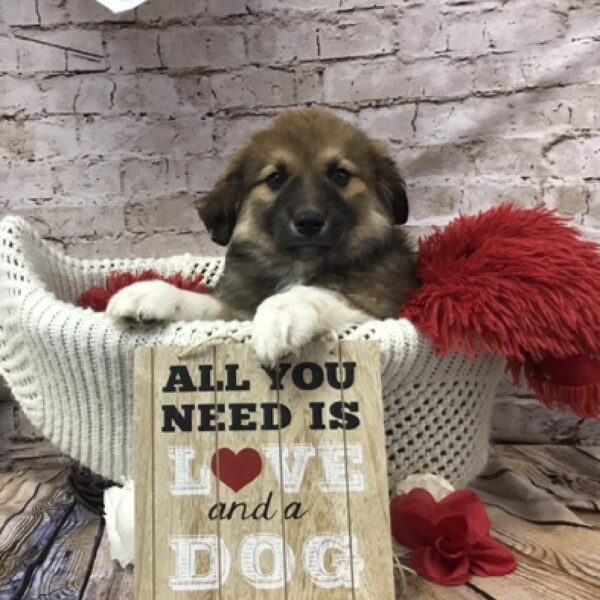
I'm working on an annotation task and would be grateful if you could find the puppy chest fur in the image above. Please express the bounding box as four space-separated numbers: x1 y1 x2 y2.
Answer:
216 230 417 320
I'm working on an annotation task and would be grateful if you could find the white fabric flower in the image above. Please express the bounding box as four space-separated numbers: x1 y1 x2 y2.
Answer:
395 473 455 501
104 480 135 567
96 0 148 14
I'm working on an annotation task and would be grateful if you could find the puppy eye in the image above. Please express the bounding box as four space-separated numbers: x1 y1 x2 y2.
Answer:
330 167 352 188
266 170 287 191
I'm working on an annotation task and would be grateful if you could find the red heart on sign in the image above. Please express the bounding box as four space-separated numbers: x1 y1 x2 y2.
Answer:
211 448 263 493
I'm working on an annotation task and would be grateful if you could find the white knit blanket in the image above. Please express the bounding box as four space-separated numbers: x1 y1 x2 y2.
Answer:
0 216 505 487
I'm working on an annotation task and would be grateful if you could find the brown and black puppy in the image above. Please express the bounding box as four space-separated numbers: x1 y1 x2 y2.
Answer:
108 109 418 364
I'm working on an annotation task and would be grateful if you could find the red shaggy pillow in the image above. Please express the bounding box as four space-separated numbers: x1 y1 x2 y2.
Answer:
401 204 600 418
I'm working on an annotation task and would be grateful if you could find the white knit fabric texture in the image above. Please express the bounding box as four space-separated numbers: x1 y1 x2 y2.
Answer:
0 216 505 488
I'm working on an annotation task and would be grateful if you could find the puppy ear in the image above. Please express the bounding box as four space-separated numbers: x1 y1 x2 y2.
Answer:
198 159 245 246
372 143 409 225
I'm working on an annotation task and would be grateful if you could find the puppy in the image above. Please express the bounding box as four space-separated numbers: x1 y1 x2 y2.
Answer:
108 109 419 364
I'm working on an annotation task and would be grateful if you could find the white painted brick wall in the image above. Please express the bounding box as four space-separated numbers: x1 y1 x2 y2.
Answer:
0 0 599 443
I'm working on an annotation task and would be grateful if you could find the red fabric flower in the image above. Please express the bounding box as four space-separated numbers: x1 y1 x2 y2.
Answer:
390 489 516 586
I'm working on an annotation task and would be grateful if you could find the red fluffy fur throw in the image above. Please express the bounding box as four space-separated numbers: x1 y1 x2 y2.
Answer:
401 204 600 418
79 270 208 312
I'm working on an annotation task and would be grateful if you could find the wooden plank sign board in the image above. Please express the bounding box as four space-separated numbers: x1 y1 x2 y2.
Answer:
134 341 395 599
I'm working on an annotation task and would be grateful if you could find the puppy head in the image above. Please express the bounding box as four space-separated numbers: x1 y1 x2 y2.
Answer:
198 109 408 260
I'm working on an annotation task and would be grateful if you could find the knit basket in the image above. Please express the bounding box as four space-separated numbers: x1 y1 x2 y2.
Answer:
0 216 505 488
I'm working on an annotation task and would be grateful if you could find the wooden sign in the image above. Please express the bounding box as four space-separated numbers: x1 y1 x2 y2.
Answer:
134 341 395 599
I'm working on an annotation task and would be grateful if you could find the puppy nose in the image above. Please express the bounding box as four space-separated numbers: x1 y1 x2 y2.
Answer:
293 210 325 238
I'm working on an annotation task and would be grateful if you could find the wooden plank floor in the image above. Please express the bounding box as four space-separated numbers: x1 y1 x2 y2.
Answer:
0 440 599 599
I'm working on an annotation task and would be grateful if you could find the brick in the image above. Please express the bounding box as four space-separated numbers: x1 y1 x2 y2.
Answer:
175 75 213 114
0 119 78 160
126 193 203 232
37 76 82 113
542 182 590 217
469 138 549 179
14 29 106 73
295 68 324 103
543 135 600 178
324 59 400 103
109 74 185 115
0 122 31 160
160 26 246 69
155 28 203 70
358 104 418 143
52 159 122 196
483 4 564 52
460 181 543 213
0 0 39 26
136 0 207 22
405 183 463 222
67 49 108 72
206 0 248 17
38 75 115 114
105 75 139 113
0 36 18 72
0 76 39 116
247 20 319 64
385 143 476 182
317 12 395 59
15 38 66 73
136 74 181 114
74 77 116 113
0 160 54 198
16 28 105 57
566 5 600 41
214 115 273 156
105 29 161 71
324 57 474 104
168 116 214 154
210 67 296 108
187 155 229 192
78 116 213 157
78 117 149 156
121 156 187 197
26 118 79 159
38 0 136 24
207 27 247 68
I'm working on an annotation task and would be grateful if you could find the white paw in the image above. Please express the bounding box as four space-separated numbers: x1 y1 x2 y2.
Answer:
251 294 319 366
106 280 183 324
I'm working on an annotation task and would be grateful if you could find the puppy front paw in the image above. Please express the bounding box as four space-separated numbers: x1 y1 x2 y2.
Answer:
106 280 184 324
250 294 319 366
